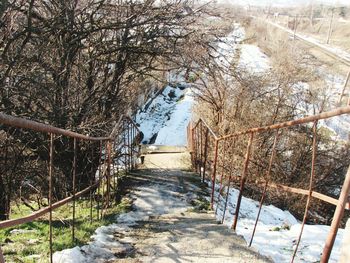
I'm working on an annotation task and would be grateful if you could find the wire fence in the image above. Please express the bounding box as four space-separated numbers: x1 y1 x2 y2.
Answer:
189 106 350 263
0 113 140 263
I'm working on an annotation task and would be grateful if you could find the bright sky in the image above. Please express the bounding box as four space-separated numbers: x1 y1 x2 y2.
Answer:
214 0 350 7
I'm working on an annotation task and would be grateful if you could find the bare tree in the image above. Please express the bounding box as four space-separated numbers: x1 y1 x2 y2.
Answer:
0 0 218 218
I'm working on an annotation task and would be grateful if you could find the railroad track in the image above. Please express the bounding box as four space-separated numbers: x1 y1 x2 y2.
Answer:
257 17 350 67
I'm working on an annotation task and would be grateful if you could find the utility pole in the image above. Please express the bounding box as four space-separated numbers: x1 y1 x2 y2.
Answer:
310 0 314 26
339 70 350 106
326 6 335 44
293 15 298 40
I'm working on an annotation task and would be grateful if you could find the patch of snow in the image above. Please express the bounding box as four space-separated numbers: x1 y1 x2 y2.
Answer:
10 229 37 234
136 84 194 146
147 145 158 151
155 89 194 146
54 177 192 263
238 44 271 74
53 223 134 263
209 182 345 263
53 247 87 263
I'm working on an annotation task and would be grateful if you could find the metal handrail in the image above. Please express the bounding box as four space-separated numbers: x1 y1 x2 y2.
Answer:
0 112 141 262
190 105 350 263
218 106 350 141
0 113 111 141
0 113 141 141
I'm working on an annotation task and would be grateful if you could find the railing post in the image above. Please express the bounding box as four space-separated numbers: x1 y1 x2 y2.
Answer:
202 128 209 183
199 121 203 178
195 125 199 173
123 119 127 171
106 140 112 208
291 121 318 263
97 141 102 220
0 246 4 263
128 123 131 171
132 125 135 169
112 140 116 201
130 124 133 170
197 122 202 173
187 124 191 150
116 160 120 205
232 132 254 231
222 137 236 224
48 133 54 263
215 139 227 216
90 145 94 224
72 138 77 243
191 124 195 166
339 70 350 106
101 142 105 219
210 139 219 210
249 131 279 246
321 165 350 263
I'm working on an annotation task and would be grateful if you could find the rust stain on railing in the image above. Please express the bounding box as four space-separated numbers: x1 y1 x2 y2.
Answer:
0 113 141 262
189 106 350 263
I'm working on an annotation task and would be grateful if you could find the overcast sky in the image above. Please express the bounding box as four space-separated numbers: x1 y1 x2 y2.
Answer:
214 0 350 7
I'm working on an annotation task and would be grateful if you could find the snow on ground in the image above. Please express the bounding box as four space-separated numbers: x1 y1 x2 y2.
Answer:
136 84 193 146
155 89 194 146
238 44 271 74
232 22 349 140
53 179 192 263
53 223 134 263
135 23 268 148
301 34 350 62
216 23 245 67
209 182 344 263
314 70 350 140
207 23 348 262
53 23 348 263
214 23 270 76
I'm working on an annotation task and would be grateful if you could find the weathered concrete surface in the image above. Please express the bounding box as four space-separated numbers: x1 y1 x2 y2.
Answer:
110 153 272 263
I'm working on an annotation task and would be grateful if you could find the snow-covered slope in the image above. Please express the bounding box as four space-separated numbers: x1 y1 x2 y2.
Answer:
238 44 270 74
208 23 347 262
136 84 193 146
210 183 345 263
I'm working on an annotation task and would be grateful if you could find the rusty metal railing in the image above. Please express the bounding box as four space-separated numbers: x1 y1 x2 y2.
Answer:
0 113 140 262
189 106 350 263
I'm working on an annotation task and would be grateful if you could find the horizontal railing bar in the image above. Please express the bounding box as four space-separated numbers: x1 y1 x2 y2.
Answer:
109 115 124 139
0 178 102 229
123 116 141 132
192 118 219 140
192 118 202 130
266 181 350 210
218 106 350 141
0 113 111 141
0 160 109 230
0 113 141 142
201 118 219 140
204 169 350 210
